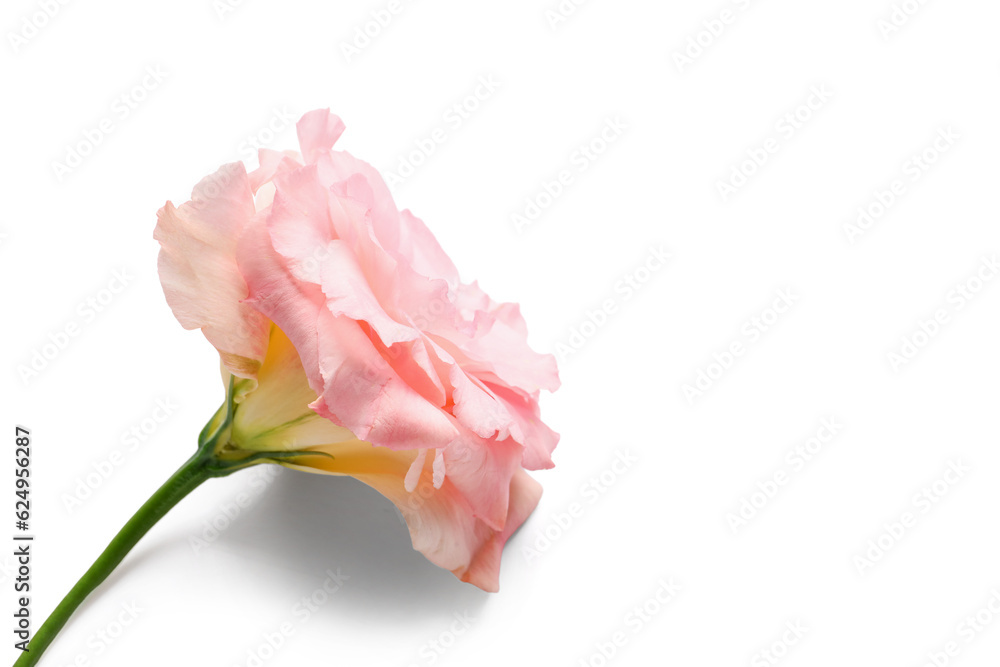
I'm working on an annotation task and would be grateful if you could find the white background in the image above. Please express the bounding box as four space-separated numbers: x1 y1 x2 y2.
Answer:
3 0 1000 666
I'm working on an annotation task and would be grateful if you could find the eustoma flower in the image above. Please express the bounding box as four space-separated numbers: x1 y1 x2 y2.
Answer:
16 110 558 667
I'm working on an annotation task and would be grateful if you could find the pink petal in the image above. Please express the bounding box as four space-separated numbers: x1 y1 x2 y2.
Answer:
154 162 270 379
311 311 458 450
376 336 448 408
449 365 518 441
296 109 346 164
237 214 329 398
430 326 560 397
319 239 419 348
397 210 460 287
248 149 301 193
267 164 339 283
442 433 523 531
455 469 542 592
488 382 560 471
447 362 559 470
315 149 401 255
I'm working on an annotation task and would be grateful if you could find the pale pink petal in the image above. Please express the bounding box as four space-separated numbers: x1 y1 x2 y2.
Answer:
237 215 329 397
267 164 339 283
154 162 269 379
456 469 542 591
449 366 517 441
430 308 561 395
377 337 448 408
442 433 522 531
315 150 401 254
311 312 458 450
447 363 559 470
325 176 459 350
397 209 460 287
319 239 419 347
404 448 428 493
248 149 301 193
488 383 560 471
354 462 539 592
296 109 346 164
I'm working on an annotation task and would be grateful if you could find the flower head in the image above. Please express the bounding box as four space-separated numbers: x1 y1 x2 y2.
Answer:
154 110 559 591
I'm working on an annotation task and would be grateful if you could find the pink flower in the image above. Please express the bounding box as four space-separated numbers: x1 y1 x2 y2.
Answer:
154 110 560 591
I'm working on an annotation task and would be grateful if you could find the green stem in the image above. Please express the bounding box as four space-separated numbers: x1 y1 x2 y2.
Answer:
13 376 333 667
13 451 215 667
